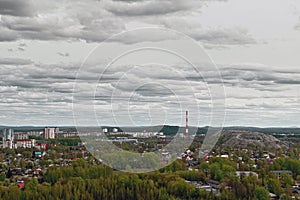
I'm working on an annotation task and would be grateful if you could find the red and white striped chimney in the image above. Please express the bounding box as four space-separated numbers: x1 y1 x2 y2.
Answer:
186 110 188 138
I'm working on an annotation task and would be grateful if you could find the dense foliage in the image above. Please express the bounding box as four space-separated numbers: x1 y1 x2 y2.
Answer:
0 160 214 200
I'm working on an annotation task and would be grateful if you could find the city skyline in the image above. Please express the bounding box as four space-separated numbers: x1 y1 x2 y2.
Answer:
0 0 300 127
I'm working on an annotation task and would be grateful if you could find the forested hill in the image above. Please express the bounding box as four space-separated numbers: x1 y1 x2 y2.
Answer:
223 126 300 135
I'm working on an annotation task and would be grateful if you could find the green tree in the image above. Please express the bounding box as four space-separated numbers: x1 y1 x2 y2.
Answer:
280 173 293 187
0 172 6 181
267 178 282 196
27 178 38 191
253 186 269 200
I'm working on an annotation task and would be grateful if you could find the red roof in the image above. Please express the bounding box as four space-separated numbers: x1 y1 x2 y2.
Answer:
17 182 25 188
17 140 31 142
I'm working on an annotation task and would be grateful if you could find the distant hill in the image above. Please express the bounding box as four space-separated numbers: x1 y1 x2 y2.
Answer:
223 127 300 137
218 130 290 148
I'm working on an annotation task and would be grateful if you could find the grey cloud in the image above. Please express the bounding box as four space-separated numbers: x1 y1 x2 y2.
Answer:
0 14 125 42
191 28 256 45
159 17 256 46
275 79 300 85
107 28 180 44
105 0 199 16
17 43 27 51
0 59 299 126
28 74 76 81
0 0 34 16
8 80 49 89
58 52 70 57
202 44 228 50
0 0 243 46
2 16 62 35
245 85 284 92
220 65 300 88
0 62 77 96
18 43 27 47
0 26 19 41
0 86 18 93
0 69 74 125
0 58 33 65
135 84 174 97
245 102 282 109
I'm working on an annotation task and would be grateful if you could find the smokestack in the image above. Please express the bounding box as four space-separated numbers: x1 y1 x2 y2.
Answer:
186 110 188 138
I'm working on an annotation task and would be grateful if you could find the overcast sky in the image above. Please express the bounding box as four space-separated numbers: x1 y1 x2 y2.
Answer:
0 0 300 127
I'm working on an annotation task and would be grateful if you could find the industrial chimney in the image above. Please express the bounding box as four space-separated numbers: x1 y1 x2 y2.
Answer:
186 111 188 138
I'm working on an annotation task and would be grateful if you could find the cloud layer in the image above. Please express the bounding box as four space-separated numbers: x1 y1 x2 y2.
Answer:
0 0 254 47
0 54 299 126
0 0 300 126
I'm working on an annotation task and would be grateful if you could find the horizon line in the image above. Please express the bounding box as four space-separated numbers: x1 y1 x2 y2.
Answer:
0 125 299 129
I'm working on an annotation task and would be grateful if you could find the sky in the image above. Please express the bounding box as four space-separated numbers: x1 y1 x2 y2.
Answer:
0 0 300 127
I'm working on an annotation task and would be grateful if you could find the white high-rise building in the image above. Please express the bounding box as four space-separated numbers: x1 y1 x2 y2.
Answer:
44 128 55 139
2 128 14 149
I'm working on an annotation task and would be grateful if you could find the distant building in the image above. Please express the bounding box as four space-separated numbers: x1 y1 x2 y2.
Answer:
131 132 161 138
236 171 258 179
2 128 14 149
14 132 29 140
2 129 37 149
271 170 292 179
15 139 36 148
27 131 43 137
55 127 60 133
109 131 164 138
35 143 48 150
113 128 118 133
216 154 229 159
61 132 77 138
44 127 55 139
102 128 108 133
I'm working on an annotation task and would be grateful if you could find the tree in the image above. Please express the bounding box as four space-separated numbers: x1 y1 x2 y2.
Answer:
0 172 6 181
27 178 38 191
253 186 269 200
267 178 282 196
199 162 210 177
280 173 293 187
